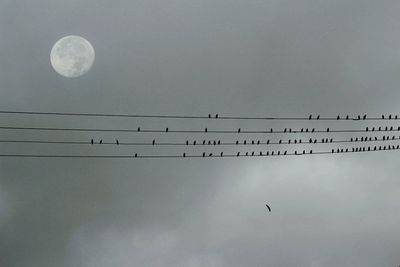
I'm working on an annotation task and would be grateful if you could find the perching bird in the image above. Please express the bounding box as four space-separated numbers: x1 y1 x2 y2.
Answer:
205 128 207 132
137 127 141 132
363 114 367 120
91 139 94 145
166 127 169 132
317 115 320 120
99 139 103 144
203 140 206 145
284 151 287 155
237 152 240 156
236 140 239 145
389 115 392 120
382 115 385 119
134 153 138 158
310 150 313 154
202 152 206 157
218 140 221 145
337 115 340 120
116 139 119 145
220 152 224 157
309 114 312 120
244 140 247 145
208 114 211 118
346 115 349 120
312 128 315 132
251 152 255 156
186 140 189 146
193 141 196 146
215 114 219 119
267 140 270 144
152 140 155 145
238 128 241 133
326 128 330 132
183 153 186 157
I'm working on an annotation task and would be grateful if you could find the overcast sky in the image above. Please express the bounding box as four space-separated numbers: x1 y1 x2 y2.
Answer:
1 0 400 266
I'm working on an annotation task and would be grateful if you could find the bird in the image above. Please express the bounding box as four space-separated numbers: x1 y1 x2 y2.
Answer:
213 140 216 145
279 140 282 144
252 140 255 144
186 140 189 146
382 115 385 119
238 128 241 133
257 140 260 145
244 140 247 145
252 152 255 156
363 114 367 120
317 115 320 120
193 141 196 146
267 140 270 144
310 150 313 154
91 139 94 145
284 151 287 155
204 128 207 132
203 140 206 145
237 152 240 156
270 128 273 133
166 127 169 132
116 139 119 145
208 114 211 118
366 127 369 131
277 151 280 155
309 138 312 143
137 127 141 132
99 139 103 144
245 152 248 156
389 115 392 120
215 114 219 119
309 114 312 120
337 115 340 120
218 140 221 145
326 128 330 132
312 128 315 132
259 152 263 156
346 115 349 120
202 152 206 157
265 204 271 212
183 153 186 157
236 140 239 145
220 152 223 157
152 139 155 145
284 128 287 133
134 153 138 158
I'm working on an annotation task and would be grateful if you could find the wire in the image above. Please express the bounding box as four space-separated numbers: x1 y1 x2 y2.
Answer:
0 135 399 146
0 110 398 121
0 145 398 158
0 125 399 134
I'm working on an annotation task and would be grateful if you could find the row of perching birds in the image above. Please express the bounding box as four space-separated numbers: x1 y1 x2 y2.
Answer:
205 114 400 120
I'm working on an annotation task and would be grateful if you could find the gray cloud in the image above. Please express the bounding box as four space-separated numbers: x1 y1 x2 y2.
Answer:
1 0 400 266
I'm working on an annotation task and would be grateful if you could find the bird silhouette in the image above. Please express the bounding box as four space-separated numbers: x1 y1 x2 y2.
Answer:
152 139 155 145
237 152 240 156
267 140 270 144
265 204 271 212
137 127 141 132
99 139 103 144
215 114 219 119
91 139 94 145
363 114 367 120
251 152 255 156
205 128 207 132
346 115 349 120
166 127 169 132
218 140 221 145
183 153 186 157
284 151 287 155
202 152 206 157
236 140 239 145
260 151 263 156
193 141 196 146
326 128 330 132
116 139 119 145
203 140 206 145
309 114 312 120
134 153 138 157
220 152 223 157
238 128 241 133
310 150 313 154
312 128 315 132
382 115 385 119
317 115 320 120
208 114 211 118
389 115 392 120
337 115 340 120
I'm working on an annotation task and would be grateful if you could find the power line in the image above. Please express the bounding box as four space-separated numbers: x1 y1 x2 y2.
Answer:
0 145 399 158
0 135 399 146
0 125 399 134
0 110 399 121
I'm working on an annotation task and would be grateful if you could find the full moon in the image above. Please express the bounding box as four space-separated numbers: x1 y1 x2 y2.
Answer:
50 35 95 78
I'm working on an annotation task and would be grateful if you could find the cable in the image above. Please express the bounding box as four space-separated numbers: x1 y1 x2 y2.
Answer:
0 110 399 121
0 135 399 146
0 125 399 134
0 145 398 158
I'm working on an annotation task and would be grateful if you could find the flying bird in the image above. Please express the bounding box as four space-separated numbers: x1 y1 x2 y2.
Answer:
265 204 271 212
